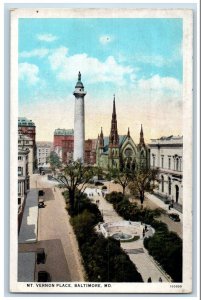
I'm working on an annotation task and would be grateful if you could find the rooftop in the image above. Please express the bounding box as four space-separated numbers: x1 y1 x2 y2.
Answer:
36 141 53 148
18 117 35 126
54 128 74 136
150 135 183 145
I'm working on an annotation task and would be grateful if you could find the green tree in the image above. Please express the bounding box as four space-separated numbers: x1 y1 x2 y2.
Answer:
58 160 98 213
47 151 61 171
108 167 133 195
129 168 159 205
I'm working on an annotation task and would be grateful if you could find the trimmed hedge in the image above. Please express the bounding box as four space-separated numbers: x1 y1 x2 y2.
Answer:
106 192 182 282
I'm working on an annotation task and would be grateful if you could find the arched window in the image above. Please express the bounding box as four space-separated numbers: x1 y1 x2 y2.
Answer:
161 175 164 193
125 148 133 157
168 177 171 195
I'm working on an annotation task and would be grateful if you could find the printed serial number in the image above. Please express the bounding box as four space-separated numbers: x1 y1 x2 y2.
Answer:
170 285 182 288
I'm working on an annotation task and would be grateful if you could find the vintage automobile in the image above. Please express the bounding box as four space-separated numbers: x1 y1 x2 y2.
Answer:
37 271 51 282
38 199 45 208
38 190 44 196
168 213 180 222
36 248 46 264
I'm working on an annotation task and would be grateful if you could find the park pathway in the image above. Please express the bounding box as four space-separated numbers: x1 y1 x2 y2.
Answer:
85 187 172 283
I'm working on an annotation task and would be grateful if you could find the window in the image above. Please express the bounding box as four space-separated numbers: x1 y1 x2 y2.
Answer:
168 157 171 169
125 148 133 157
18 198 21 205
18 167 23 175
161 156 164 168
161 175 164 193
26 141 29 144
176 157 179 171
18 156 22 160
152 155 155 167
168 177 171 195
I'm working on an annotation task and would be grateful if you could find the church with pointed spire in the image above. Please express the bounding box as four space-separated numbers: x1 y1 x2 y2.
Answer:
96 96 150 170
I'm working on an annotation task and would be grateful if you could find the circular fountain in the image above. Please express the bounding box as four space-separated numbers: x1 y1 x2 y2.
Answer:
112 232 133 241
99 220 155 242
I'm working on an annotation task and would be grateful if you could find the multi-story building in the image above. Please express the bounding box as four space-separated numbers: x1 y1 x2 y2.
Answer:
18 117 37 171
18 134 35 175
149 135 183 207
53 128 97 165
53 128 74 162
85 139 97 165
18 117 36 143
37 142 53 167
18 147 29 231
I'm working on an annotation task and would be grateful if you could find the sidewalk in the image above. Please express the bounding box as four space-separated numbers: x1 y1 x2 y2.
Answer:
145 193 183 223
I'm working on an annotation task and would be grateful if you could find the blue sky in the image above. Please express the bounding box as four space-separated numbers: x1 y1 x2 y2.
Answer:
18 18 183 141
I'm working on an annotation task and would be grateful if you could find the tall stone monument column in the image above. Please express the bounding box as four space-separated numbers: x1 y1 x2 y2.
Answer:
73 72 87 162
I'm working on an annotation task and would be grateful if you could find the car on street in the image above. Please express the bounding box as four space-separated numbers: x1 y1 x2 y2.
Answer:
38 190 44 196
168 213 180 222
37 271 51 282
38 199 45 208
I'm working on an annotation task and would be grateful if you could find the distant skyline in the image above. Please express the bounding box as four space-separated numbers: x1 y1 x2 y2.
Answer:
18 18 183 142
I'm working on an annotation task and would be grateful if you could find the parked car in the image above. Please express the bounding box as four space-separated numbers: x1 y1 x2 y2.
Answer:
168 213 180 222
36 248 46 264
38 190 44 196
38 271 51 282
38 200 45 208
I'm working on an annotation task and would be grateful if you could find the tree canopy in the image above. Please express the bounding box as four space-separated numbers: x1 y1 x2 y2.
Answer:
47 151 61 170
57 159 98 213
129 168 159 204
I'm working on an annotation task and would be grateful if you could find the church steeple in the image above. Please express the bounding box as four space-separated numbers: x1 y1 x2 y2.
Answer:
99 127 104 148
109 95 119 146
127 127 130 138
139 124 145 146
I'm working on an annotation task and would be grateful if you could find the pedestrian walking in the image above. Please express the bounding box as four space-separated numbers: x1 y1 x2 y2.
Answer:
147 277 152 282
159 277 162 282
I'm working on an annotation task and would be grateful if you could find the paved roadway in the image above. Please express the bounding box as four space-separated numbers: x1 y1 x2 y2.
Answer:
28 174 85 281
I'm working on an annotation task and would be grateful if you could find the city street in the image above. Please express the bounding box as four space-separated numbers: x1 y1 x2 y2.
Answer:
28 174 85 281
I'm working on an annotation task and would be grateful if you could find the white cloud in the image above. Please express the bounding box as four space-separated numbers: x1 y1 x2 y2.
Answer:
137 74 182 95
19 48 49 58
99 35 113 45
48 47 134 86
37 34 58 42
19 63 39 85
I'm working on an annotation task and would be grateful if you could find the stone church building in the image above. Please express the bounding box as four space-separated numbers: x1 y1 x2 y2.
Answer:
96 96 150 170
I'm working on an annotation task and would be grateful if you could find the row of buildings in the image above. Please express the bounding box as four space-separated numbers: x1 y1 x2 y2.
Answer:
18 114 183 223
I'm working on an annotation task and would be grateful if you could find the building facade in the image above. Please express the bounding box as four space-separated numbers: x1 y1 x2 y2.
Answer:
18 147 30 231
53 128 74 163
18 134 35 175
149 136 183 206
18 117 37 171
85 139 97 165
96 96 150 170
36 142 53 168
